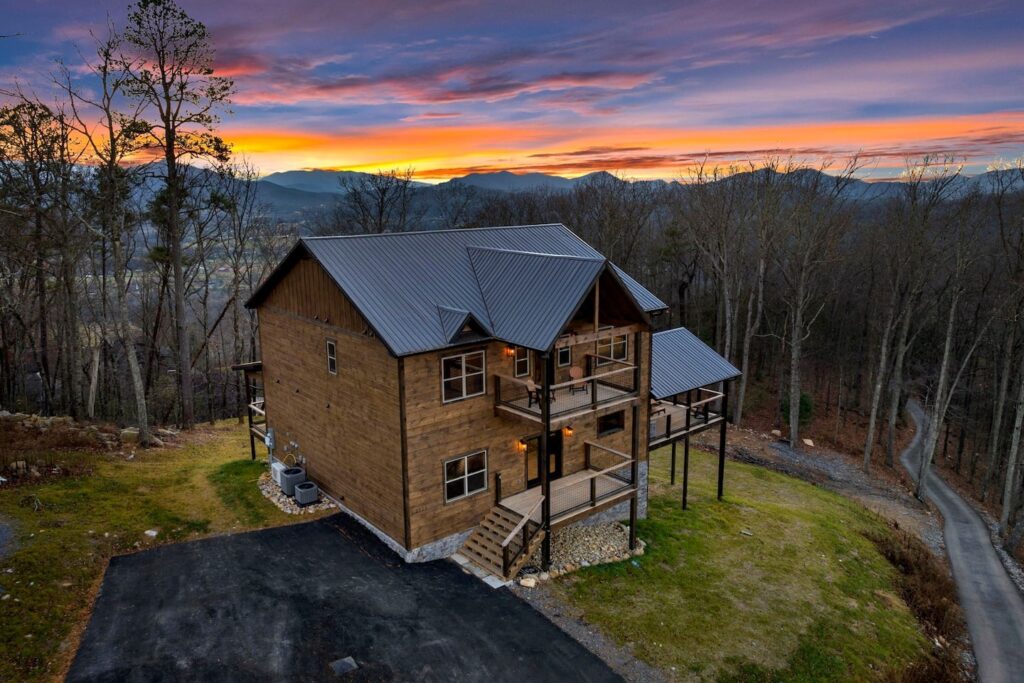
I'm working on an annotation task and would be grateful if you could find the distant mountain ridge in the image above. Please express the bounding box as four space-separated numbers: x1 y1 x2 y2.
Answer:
244 167 1022 222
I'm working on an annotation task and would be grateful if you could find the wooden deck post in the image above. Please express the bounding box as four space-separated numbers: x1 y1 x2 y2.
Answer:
717 380 729 501
541 353 553 570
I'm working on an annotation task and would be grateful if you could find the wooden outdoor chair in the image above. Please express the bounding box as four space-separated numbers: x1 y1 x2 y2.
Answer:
569 366 588 395
526 379 542 407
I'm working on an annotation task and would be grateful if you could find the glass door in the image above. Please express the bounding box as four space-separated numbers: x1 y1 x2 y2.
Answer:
525 431 563 488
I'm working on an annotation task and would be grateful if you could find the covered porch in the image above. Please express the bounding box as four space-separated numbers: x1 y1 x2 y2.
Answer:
647 327 740 509
497 441 636 528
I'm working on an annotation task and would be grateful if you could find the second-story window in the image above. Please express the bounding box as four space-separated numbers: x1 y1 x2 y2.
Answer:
557 345 572 368
596 328 628 365
441 350 486 402
514 346 531 377
326 340 337 375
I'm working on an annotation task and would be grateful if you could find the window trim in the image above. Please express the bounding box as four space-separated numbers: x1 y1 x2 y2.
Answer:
556 345 572 368
325 339 338 375
514 346 531 378
596 327 628 366
597 410 626 436
443 449 488 503
440 349 487 404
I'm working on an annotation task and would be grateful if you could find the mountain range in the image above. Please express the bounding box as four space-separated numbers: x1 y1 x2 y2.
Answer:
249 168 1022 223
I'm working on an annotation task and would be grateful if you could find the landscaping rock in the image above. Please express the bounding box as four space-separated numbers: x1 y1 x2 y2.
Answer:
519 577 537 588
803 438 815 447
520 522 644 578
120 428 139 444
257 472 337 515
144 529 159 538
155 428 178 439
770 429 782 437
8 461 27 475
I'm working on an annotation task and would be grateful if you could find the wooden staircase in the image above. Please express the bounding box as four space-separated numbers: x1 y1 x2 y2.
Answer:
460 505 545 579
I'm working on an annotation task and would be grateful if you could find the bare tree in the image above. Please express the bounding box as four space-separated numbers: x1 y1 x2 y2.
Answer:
123 0 233 429
333 168 423 234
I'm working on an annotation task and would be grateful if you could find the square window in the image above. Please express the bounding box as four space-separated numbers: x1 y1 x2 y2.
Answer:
557 346 571 367
596 330 628 366
440 350 487 402
444 450 488 502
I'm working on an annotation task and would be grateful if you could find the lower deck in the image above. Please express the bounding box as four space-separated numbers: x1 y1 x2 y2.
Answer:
499 469 634 527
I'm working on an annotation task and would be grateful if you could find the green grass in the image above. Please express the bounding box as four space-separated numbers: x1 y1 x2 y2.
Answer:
557 446 929 682
0 422 302 683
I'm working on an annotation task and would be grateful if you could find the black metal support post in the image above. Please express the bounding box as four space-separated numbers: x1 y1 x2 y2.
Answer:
682 434 690 510
540 353 553 570
495 472 502 505
670 441 677 485
628 403 639 550
717 380 729 501
244 374 256 461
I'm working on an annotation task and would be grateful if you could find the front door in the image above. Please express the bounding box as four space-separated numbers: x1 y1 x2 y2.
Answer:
525 431 563 488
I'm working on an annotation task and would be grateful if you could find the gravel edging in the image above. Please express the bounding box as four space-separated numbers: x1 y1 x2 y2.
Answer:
257 472 337 515
511 581 668 683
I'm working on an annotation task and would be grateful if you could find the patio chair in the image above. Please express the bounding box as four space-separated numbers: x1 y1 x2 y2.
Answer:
526 379 542 407
569 366 588 395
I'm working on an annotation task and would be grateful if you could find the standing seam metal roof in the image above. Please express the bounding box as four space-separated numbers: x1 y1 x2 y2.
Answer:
250 224 667 356
650 327 741 399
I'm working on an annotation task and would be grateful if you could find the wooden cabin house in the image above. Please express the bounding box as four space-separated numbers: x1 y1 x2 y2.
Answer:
242 224 738 579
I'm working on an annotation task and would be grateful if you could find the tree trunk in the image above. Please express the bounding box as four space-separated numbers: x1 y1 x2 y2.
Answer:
86 346 100 419
983 325 1015 501
917 290 960 498
789 282 805 447
863 299 896 470
999 361 1024 532
113 231 153 445
886 308 913 467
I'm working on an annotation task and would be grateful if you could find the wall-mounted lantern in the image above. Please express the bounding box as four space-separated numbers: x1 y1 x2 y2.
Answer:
504 345 516 358
563 424 574 438
517 439 528 453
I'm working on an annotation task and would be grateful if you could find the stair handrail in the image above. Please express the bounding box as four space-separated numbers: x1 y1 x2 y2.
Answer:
501 496 544 548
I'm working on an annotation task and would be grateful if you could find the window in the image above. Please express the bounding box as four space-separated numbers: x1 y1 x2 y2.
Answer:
444 450 487 502
514 346 531 377
441 350 486 402
597 410 625 436
557 345 572 368
326 340 337 375
596 328 628 365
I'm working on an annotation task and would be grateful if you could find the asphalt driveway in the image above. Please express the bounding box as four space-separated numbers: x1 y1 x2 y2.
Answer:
68 514 620 682
902 400 1024 683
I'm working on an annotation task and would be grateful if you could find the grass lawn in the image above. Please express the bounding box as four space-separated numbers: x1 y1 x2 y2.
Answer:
0 422 302 683
557 445 930 682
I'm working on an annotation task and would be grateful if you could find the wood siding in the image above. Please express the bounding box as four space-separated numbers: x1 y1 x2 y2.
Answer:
257 256 405 545
403 331 650 549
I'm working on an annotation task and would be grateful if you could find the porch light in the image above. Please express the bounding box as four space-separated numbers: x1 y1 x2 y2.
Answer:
517 439 528 453
504 345 516 358
563 425 574 438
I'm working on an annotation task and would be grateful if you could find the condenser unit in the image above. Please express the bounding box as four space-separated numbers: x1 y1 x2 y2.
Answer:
280 467 306 496
294 481 319 506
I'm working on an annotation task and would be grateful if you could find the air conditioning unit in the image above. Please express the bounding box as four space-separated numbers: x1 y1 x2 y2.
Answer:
294 481 319 506
270 460 287 485
280 467 306 496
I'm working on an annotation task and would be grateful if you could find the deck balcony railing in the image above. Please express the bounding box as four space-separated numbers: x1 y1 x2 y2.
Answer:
493 354 638 422
648 388 723 445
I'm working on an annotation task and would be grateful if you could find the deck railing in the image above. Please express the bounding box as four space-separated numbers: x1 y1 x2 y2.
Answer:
648 388 722 443
501 495 544 577
494 357 638 420
552 442 634 519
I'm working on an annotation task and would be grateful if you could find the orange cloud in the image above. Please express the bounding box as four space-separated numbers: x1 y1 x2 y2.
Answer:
223 112 1024 180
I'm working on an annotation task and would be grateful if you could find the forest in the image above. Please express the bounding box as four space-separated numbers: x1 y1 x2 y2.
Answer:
2 0 1024 558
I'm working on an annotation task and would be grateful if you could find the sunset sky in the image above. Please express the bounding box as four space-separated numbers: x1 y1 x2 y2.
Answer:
2 0 1023 180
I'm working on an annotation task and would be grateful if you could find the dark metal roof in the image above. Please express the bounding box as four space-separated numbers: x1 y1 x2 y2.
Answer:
650 327 741 399
248 224 667 356
437 306 480 343
468 248 605 352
